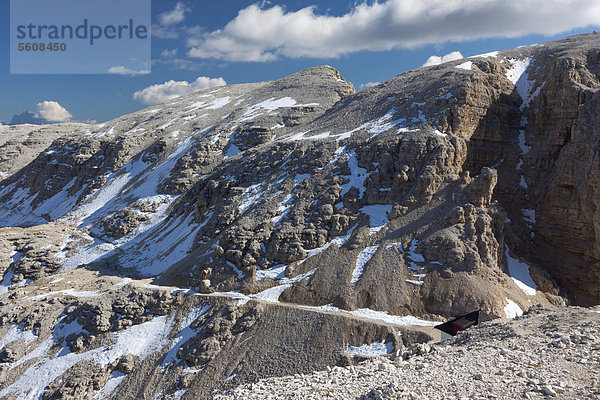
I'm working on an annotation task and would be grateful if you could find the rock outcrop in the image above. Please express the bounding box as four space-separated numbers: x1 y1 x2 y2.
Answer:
0 33 599 400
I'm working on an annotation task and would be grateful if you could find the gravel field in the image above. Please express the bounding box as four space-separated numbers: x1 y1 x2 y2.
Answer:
213 306 600 400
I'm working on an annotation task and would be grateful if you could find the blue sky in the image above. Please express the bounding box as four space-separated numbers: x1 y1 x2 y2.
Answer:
1 0 599 124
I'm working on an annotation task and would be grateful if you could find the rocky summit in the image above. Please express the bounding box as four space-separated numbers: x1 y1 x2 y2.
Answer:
0 33 599 399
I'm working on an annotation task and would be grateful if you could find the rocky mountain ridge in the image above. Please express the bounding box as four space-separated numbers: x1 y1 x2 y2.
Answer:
0 33 599 399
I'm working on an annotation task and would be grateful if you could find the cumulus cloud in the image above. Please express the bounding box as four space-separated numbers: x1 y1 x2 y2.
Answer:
9 111 47 125
153 3 191 38
133 76 227 105
422 51 464 67
108 66 151 76
187 0 600 62
159 2 191 26
161 48 178 58
8 101 74 125
36 101 72 122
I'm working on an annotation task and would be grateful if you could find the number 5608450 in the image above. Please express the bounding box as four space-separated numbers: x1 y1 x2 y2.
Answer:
17 42 67 51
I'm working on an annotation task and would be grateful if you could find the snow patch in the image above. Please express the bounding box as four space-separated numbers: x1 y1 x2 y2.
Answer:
239 184 263 215
161 305 211 369
294 173 311 184
455 61 473 70
407 239 425 263
256 265 286 281
351 246 379 284
0 267 15 295
271 193 293 225
215 269 315 304
224 142 241 158
28 289 100 301
249 269 315 303
389 239 428 286
113 277 132 287
519 175 528 189
504 298 523 318
94 371 125 399
0 325 37 350
250 285 290 303
300 305 438 326
290 109 409 141
506 58 543 111
518 129 531 155
299 224 357 265
119 212 208 277
346 341 393 357
505 247 537 296
240 97 309 121
506 58 531 86
360 205 392 235
172 390 188 400
159 118 178 130
522 209 536 226
471 51 498 58
0 315 173 400
341 151 368 199
226 261 245 279
206 97 231 110
359 108 407 135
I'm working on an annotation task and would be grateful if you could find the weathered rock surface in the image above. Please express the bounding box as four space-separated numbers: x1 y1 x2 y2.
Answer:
213 306 600 400
0 269 435 399
0 33 599 399
0 123 88 182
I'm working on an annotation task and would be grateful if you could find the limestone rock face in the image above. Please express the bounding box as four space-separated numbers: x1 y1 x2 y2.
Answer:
0 34 599 400
0 123 88 182
1 38 599 311
519 47 600 306
43 361 110 400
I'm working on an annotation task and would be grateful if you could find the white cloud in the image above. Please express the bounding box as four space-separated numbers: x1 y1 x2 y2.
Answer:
358 82 381 90
187 0 600 62
152 24 179 39
108 66 151 76
133 76 227 105
159 2 191 26
422 51 463 67
161 48 178 58
35 101 72 122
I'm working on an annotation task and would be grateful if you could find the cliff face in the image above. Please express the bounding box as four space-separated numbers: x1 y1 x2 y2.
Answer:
522 43 600 306
0 34 599 400
478 37 600 306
